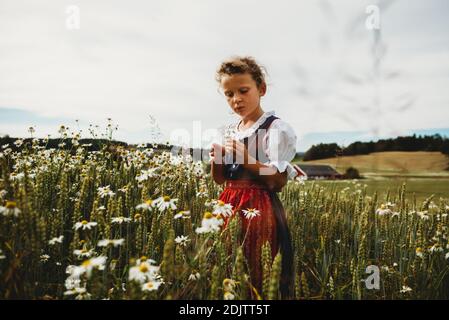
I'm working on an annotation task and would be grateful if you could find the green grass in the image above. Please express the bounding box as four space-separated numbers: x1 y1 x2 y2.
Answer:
308 178 449 203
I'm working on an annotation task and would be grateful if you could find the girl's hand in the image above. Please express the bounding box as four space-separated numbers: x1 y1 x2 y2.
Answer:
209 143 225 163
225 138 254 165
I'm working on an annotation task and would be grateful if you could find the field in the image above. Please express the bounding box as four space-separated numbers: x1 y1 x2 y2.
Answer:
300 151 449 177
1 139 449 300
307 178 449 204
296 151 449 202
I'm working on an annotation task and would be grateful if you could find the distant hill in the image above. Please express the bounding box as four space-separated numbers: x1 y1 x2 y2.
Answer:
299 151 449 178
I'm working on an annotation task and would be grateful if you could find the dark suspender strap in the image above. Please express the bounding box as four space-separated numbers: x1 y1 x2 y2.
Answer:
243 115 279 160
258 115 279 131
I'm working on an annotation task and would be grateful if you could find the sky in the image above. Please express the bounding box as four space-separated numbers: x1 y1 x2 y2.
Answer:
0 0 448 152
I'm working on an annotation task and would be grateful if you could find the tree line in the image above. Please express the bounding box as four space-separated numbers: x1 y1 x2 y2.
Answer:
303 134 449 161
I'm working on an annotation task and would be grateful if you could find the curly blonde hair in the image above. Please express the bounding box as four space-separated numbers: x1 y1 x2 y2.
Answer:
215 56 268 89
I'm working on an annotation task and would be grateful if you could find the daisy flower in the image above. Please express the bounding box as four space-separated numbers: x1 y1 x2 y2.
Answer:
195 212 223 234
188 272 201 281
73 248 95 259
14 139 24 148
74 220 97 231
98 239 125 247
385 202 395 208
129 260 161 284
136 168 159 182
97 185 115 198
212 200 233 217
80 256 107 277
141 280 163 292
136 199 156 211
136 256 156 265
400 286 412 293
40 254 50 262
66 265 85 280
153 196 178 211
174 210 191 219
0 201 21 217
193 165 204 177
376 204 392 216
65 256 107 280
0 249 5 260
49 235 64 245
111 216 132 224
415 247 424 258
174 235 190 247
65 278 81 290
417 211 430 220
242 208 261 220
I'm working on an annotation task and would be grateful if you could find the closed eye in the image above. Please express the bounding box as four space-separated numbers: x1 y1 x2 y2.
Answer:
224 87 249 98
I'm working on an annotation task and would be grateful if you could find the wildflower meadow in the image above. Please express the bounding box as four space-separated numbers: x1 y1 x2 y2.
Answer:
1 128 449 300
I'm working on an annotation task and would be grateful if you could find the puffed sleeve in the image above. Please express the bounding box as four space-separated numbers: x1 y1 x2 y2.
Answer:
264 120 298 180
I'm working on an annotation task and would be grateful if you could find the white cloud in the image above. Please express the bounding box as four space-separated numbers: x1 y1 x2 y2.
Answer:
0 0 448 151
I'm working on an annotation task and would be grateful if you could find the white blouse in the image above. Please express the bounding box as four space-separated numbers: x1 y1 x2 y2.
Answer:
219 110 298 180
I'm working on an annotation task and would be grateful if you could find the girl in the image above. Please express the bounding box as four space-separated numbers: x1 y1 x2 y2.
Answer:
209 56 298 299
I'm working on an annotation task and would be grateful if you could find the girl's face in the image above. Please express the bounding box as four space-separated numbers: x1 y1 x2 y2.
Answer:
220 73 266 118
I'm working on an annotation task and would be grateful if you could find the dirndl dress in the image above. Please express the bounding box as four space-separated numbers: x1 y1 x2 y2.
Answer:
218 115 294 299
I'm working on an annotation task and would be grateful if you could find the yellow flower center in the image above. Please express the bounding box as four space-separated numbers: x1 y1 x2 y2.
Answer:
145 200 153 206
416 247 422 253
163 196 170 202
145 282 154 289
134 213 142 220
81 260 92 267
6 201 17 209
217 200 225 206
139 263 149 273
81 220 88 225
380 204 386 210
140 256 147 261
81 249 87 253
203 212 213 219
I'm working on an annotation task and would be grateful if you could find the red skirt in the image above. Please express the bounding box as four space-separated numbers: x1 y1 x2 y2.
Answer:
218 179 294 298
